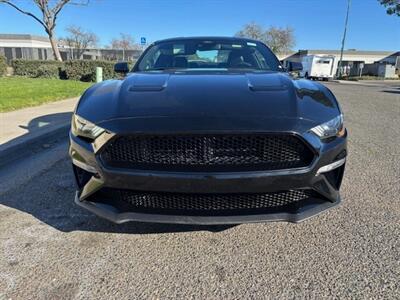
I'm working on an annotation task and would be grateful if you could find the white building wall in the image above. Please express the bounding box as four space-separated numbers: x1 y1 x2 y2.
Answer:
0 38 51 48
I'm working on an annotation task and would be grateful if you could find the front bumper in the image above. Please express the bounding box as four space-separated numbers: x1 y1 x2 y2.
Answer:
70 130 347 224
74 191 340 224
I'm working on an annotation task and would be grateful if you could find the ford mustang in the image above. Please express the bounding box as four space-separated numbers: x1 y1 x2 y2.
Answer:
69 37 347 224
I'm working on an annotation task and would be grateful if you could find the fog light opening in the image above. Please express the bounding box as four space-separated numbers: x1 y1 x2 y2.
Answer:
72 159 97 173
316 158 346 175
325 164 345 189
72 161 98 189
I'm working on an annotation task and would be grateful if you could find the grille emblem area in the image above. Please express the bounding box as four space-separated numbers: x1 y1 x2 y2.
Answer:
100 134 315 172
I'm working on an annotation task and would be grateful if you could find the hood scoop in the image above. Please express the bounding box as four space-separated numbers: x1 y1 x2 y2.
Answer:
246 73 288 91
128 73 170 92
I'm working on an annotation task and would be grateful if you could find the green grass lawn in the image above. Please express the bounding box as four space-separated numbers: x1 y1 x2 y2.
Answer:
0 77 92 112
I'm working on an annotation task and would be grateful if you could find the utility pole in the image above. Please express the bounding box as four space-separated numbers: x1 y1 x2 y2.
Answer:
337 0 351 78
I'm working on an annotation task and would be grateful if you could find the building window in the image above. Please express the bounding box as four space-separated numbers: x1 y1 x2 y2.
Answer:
15 48 22 59
38 49 43 60
4 48 12 62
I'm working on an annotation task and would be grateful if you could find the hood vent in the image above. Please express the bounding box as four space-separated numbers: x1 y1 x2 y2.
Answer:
129 85 166 92
127 73 169 92
246 73 288 91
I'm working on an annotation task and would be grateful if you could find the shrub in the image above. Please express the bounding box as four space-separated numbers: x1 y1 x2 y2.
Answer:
64 60 118 82
11 59 134 81
12 59 63 78
0 55 7 76
36 64 62 79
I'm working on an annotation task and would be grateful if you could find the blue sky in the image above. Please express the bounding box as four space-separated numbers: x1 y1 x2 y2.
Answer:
0 0 399 51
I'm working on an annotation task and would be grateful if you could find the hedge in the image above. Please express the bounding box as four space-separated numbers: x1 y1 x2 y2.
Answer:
10 59 137 82
64 60 118 82
11 59 130 82
12 59 64 78
36 64 62 79
0 55 7 76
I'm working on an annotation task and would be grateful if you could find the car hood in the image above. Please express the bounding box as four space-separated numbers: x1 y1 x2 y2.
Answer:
77 71 340 134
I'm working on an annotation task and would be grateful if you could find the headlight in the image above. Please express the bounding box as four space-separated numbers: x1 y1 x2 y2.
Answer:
310 114 345 139
71 114 105 140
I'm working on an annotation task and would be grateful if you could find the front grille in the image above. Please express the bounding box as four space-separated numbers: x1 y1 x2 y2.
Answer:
91 188 317 216
100 134 314 172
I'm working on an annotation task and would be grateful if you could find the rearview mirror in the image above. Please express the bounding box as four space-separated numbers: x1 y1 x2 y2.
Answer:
114 62 129 74
287 61 303 72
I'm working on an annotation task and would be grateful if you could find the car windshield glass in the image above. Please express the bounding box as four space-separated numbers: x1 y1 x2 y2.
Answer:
136 39 281 72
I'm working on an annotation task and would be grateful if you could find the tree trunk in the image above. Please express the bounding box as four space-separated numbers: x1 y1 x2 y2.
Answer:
48 33 63 61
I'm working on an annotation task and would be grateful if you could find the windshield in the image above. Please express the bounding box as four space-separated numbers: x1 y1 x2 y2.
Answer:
135 39 281 72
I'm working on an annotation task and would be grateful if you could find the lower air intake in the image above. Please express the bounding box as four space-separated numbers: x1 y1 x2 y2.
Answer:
90 188 318 216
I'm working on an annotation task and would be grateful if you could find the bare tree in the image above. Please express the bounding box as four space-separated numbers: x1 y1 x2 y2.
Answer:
265 26 295 54
0 0 90 61
110 33 137 60
235 22 295 54
64 25 98 59
378 0 400 16
235 22 265 41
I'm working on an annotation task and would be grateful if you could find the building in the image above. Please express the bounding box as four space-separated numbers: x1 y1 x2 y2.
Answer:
0 34 53 63
61 48 142 61
0 33 143 63
279 49 400 78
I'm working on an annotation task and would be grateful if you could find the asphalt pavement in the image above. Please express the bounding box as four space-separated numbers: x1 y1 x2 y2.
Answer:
0 81 399 299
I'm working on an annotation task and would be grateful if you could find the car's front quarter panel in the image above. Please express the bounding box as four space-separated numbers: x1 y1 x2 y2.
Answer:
292 78 342 124
75 79 124 124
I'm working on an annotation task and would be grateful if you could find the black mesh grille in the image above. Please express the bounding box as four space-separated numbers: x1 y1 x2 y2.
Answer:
100 134 314 172
92 188 317 216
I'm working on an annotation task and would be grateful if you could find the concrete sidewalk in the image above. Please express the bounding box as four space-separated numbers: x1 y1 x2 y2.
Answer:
0 97 78 166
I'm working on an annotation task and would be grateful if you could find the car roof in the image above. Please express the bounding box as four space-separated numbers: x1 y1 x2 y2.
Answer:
153 36 262 45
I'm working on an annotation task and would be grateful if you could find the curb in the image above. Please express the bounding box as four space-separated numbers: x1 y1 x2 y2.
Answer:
331 80 365 85
0 123 70 168
331 80 399 87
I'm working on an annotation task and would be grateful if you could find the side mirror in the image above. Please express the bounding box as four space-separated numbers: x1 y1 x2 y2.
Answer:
287 61 303 72
114 62 129 74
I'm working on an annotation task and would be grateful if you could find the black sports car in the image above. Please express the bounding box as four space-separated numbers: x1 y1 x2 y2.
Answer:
70 37 347 224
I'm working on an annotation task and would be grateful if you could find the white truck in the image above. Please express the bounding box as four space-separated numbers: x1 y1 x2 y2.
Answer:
300 55 336 80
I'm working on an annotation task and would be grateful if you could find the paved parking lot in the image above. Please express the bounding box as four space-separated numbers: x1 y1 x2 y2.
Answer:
0 82 399 299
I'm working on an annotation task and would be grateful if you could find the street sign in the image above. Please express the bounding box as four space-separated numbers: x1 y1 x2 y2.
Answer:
141 37 146 45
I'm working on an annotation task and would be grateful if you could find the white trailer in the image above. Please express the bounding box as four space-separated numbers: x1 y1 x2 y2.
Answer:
300 55 336 80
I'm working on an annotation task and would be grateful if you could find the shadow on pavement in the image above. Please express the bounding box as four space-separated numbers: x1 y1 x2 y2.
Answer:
72 217 237 234
382 89 400 94
0 160 236 234
0 112 72 166
17 112 72 132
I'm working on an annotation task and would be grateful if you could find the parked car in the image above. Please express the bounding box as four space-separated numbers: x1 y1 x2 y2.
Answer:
300 55 336 80
70 37 347 224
